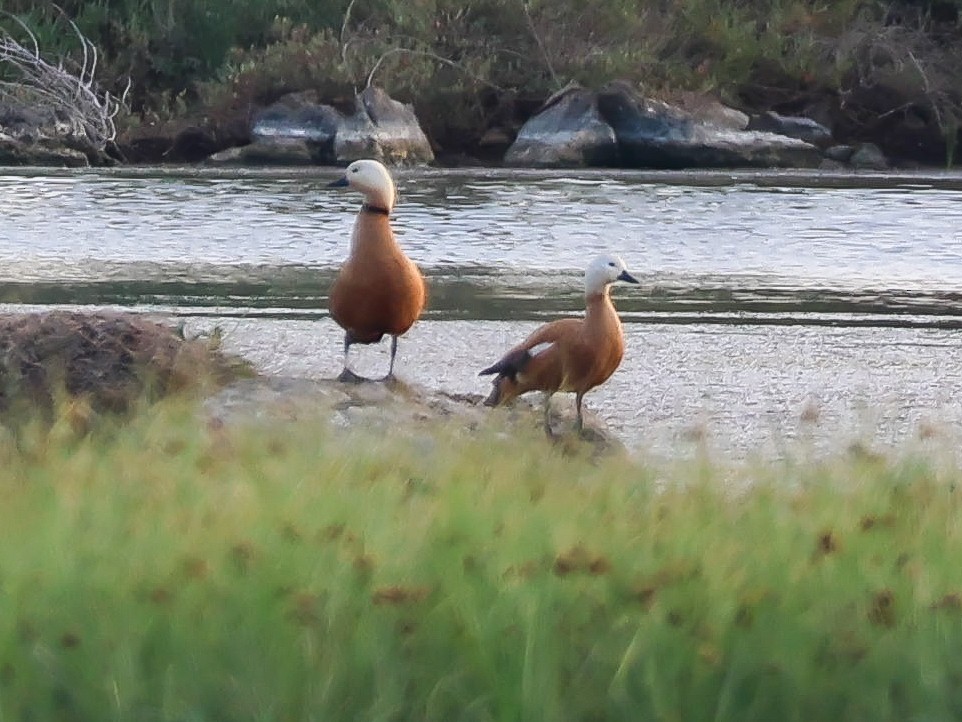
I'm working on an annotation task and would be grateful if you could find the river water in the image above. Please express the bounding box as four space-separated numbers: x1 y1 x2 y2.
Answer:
1 166 961 458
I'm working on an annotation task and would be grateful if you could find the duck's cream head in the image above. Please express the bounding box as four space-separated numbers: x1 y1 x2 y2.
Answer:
328 159 396 213
585 253 639 297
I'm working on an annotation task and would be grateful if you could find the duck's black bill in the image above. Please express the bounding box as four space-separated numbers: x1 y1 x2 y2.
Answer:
327 176 349 188
618 270 640 284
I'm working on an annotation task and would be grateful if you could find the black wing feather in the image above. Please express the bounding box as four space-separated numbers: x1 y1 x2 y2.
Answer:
479 347 531 380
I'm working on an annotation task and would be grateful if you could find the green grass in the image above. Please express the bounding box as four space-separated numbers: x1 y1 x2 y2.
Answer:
3 402 962 721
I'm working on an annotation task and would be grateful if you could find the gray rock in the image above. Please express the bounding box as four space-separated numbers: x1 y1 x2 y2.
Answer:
334 86 434 165
0 100 101 167
206 376 487 440
207 91 344 166
824 144 855 162
819 157 847 171
849 142 888 170
747 110 833 147
692 104 750 132
210 86 433 166
206 139 321 166
504 86 618 167
0 135 89 167
252 92 341 163
253 91 341 142
204 375 623 452
504 83 822 169
597 82 823 169
671 91 749 130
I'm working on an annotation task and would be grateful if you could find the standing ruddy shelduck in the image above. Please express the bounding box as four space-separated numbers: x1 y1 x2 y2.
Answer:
480 254 638 436
327 159 426 382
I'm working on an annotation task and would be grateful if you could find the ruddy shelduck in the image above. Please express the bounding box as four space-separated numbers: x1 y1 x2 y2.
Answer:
327 159 426 382
480 253 638 436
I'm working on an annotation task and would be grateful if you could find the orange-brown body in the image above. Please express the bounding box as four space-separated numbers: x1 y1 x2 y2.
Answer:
330 210 426 344
485 291 625 406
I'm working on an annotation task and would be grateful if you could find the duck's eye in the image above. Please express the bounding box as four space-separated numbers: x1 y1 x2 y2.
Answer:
350 167 360 173
608 262 616 267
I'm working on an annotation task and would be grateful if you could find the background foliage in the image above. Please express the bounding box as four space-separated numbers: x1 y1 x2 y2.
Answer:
2 0 961 159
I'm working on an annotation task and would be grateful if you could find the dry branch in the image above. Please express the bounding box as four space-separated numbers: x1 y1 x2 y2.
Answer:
0 10 128 150
365 47 505 92
339 0 358 64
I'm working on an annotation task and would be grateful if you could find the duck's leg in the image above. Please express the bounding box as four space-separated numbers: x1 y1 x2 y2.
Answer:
542 392 556 438
381 335 399 381
377 336 399 383
337 332 367 383
574 392 585 432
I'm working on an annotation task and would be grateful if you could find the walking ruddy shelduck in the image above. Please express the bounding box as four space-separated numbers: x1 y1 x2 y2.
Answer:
480 254 638 436
327 159 426 382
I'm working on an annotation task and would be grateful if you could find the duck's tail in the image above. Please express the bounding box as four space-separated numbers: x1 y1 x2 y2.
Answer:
479 348 530 379
480 348 531 407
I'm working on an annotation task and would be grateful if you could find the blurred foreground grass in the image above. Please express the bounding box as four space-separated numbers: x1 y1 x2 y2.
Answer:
1 402 962 722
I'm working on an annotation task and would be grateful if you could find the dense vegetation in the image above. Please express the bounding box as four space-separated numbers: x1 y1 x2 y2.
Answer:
0 401 961 721
2 0 961 160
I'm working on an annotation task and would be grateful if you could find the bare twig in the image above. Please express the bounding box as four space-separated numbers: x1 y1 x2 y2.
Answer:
366 47 504 91
340 0 357 64
906 50 930 93
874 101 915 120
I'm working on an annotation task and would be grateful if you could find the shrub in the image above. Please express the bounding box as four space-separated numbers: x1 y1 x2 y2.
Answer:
4 0 960 160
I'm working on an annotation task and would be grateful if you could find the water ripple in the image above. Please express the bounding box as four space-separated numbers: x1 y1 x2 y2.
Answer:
1 167 961 312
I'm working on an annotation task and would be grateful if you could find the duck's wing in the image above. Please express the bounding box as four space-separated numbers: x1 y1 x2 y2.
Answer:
479 318 582 379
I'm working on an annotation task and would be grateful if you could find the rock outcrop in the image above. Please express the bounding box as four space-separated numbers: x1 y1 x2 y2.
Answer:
504 82 827 169
597 82 824 169
335 86 435 164
672 92 749 131
204 376 624 452
0 136 90 167
207 86 434 166
849 142 889 170
504 85 618 167
747 110 833 147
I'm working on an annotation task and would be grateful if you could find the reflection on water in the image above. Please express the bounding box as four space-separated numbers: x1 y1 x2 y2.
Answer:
1 166 961 455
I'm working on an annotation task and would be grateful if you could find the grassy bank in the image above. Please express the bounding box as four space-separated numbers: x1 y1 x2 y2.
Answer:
2 402 962 721
3 0 961 162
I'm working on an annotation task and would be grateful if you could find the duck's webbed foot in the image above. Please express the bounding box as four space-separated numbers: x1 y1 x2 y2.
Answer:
337 368 369 384
573 392 586 433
